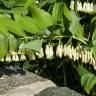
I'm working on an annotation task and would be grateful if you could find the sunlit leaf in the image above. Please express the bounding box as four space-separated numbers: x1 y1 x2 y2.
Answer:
0 23 9 37
0 15 26 37
24 0 33 12
63 3 72 21
0 34 8 58
8 34 17 51
91 16 96 43
12 7 24 15
31 6 53 29
14 15 40 34
52 3 61 24
92 45 96 60
1 0 15 8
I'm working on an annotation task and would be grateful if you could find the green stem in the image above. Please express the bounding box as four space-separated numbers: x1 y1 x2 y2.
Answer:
62 61 67 86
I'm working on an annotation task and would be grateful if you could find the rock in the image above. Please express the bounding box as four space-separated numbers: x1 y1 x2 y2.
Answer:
0 65 56 96
0 65 84 96
37 87 84 96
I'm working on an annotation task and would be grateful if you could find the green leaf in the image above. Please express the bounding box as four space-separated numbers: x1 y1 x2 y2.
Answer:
75 64 96 94
81 73 96 94
31 6 53 29
0 15 26 37
8 34 17 51
15 0 27 6
14 15 40 34
52 3 61 24
12 7 24 15
63 4 86 43
92 45 96 60
74 64 89 76
0 23 10 37
24 0 33 12
0 34 8 58
63 3 72 21
21 39 43 52
1 0 15 8
69 11 86 43
92 28 96 45
91 16 96 45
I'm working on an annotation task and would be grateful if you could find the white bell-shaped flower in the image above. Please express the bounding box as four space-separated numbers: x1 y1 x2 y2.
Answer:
45 45 50 59
1 58 4 62
86 3 91 12
67 45 72 59
83 50 88 63
63 44 67 56
70 1 74 10
83 2 87 11
45 45 54 59
90 3 93 12
6 56 11 62
77 2 82 11
73 49 77 61
15 54 19 61
11 52 16 61
56 44 63 58
49 46 54 59
71 46 75 59
81 51 85 63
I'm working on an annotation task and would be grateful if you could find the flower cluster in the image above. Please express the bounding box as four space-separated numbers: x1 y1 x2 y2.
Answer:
0 44 96 69
70 1 95 13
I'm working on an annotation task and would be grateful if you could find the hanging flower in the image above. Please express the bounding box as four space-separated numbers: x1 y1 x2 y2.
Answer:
5 56 11 62
70 0 74 10
56 44 63 58
67 45 73 59
77 2 83 11
45 45 54 59
63 44 67 57
86 3 91 12
90 3 93 12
